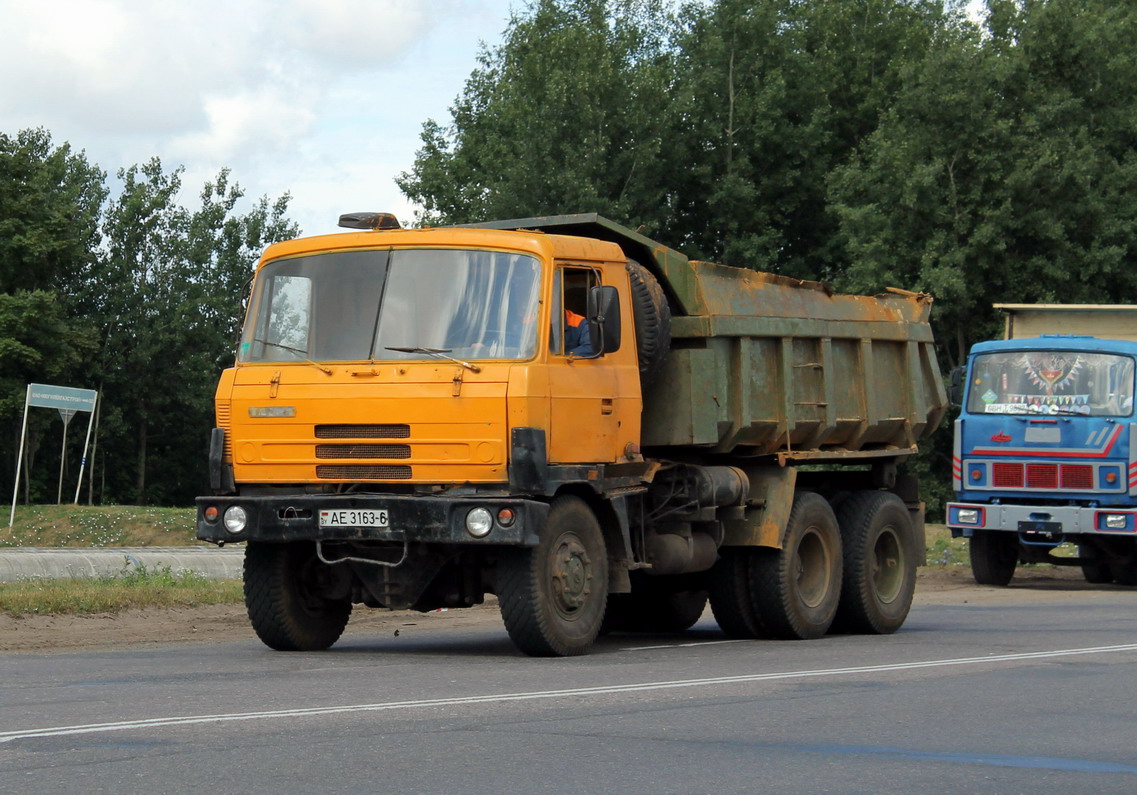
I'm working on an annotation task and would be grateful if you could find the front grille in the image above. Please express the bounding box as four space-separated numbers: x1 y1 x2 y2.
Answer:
316 444 411 459
993 463 1024 488
315 424 410 439
317 465 412 480
989 461 1097 490
1060 465 1094 489
1026 464 1058 489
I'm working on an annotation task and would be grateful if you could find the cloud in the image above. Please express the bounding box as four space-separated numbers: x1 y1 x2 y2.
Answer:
0 0 436 146
1 0 517 236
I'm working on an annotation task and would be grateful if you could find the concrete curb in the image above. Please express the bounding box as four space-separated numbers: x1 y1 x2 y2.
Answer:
0 547 245 582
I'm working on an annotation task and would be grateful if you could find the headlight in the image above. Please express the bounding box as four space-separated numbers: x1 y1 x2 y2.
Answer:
465 507 493 538
1104 514 1128 530
223 505 248 534
956 508 980 525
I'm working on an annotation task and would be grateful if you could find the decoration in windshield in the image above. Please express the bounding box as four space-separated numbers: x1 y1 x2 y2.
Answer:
968 350 1135 417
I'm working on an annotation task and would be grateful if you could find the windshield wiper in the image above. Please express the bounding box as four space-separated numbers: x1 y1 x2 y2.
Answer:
385 347 481 373
252 339 332 375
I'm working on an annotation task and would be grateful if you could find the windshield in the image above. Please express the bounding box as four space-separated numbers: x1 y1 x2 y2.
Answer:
238 248 542 363
967 350 1135 417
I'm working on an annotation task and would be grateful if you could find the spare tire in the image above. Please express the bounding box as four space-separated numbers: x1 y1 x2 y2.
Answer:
626 260 671 385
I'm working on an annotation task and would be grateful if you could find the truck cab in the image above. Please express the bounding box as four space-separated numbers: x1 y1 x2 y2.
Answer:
947 334 1137 585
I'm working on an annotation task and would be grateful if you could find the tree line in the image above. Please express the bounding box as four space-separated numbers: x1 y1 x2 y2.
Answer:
1 129 297 506
4 0 1135 510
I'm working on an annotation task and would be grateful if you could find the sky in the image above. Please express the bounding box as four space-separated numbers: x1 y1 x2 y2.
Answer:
0 0 520 237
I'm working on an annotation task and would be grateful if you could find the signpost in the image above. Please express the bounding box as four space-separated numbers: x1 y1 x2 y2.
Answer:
8 383 99 528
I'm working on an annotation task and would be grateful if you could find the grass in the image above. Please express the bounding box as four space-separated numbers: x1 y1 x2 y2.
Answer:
2 505 233 616
0 564 243 616
925 524 969 567
1 504 197 548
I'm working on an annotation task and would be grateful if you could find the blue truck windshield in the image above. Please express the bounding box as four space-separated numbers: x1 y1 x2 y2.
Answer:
239 248 542 363
967 350 1135 417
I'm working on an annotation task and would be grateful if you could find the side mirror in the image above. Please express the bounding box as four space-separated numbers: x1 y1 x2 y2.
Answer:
587 285 621 355
948 365 965 407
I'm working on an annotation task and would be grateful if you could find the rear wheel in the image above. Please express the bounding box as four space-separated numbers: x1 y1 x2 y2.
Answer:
244 541 352 651
969 530 1018 586
708 547 766 638
751 492 842 640
498 496 609 656
834 491 917 635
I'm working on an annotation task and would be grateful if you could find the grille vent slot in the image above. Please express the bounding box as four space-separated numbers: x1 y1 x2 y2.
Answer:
315 424 410 439
317 465 412 480
316 444 410 460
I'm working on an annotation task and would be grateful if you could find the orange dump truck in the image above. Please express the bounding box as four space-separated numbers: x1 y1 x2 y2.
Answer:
197 213 947 656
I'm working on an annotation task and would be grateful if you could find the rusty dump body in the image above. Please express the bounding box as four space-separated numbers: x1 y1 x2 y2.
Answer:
467 214 947 462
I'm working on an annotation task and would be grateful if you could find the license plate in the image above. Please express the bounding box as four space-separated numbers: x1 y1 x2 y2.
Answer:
1018 520 1061 534
319 509 389 528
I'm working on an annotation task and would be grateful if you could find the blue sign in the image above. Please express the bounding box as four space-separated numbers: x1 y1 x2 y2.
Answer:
27 383 97 412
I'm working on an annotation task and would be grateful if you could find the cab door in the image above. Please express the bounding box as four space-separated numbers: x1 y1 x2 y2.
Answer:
547 265 622 463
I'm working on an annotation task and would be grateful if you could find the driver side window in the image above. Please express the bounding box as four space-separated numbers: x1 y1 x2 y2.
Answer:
551 266 599 357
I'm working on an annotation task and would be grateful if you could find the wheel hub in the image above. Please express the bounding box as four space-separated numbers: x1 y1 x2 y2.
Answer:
549 535 592 617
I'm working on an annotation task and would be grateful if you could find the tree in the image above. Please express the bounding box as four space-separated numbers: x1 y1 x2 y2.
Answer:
659 0 954 277
831 0 1137 367
0 129 104 504
76 159 298 504
0 291 95 503
0 128 106 293
398 0 676 231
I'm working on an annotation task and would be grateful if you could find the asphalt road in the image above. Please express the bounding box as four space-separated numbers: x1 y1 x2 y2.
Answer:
2 584 1136 793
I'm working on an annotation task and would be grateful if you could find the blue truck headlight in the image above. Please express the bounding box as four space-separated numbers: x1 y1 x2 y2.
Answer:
956 508 981 525
1103 514 1128 530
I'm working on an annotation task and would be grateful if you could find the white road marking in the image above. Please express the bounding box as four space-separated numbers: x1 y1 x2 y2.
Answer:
620 639 750 651
4 643 1137 744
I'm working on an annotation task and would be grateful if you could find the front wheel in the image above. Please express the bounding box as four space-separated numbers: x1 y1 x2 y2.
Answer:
498 496 609 656
750 492 843 640
1079 542 1114 584
969 530 1018 586
244 541 352 651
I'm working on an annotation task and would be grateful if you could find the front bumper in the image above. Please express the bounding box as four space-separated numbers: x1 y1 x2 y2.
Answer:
947 502 1137 536
196 493 547 546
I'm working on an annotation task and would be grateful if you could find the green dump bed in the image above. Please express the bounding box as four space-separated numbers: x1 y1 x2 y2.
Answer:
463 214 948 462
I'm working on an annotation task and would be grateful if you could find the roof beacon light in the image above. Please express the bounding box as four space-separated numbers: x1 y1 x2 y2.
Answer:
338 212 401 230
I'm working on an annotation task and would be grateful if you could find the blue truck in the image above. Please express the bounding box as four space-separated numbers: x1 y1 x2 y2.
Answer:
947 304 1137 586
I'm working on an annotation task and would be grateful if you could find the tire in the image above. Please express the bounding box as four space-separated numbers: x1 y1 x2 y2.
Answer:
969 530 1018 586
1109 539 1137 585
603 588 708 633
708 547 767 638
498 496 609 656
1112 566 1137 586
244 541 352 651
625 261 671 385
1078 543 1114 584
750 492 843 640
833 491 917 635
